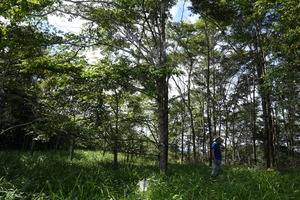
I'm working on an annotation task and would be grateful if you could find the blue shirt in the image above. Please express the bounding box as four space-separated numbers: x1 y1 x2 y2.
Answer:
212 141 222 160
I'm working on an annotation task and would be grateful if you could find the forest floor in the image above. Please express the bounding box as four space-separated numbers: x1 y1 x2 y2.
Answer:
0 150 299 199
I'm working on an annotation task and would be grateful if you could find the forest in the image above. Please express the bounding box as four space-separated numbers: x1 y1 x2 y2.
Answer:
1 0 299 175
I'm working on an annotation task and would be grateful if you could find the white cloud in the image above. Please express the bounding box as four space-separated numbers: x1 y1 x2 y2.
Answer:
47 14 85 34
171 0 188 22
170 2 180 19
186 14 199 24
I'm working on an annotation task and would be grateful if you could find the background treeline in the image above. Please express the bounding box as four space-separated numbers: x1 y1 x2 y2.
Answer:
1 0 299 172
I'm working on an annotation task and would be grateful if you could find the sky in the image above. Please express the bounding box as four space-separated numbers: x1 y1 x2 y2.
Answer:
47 0 199 35
170 0 199 23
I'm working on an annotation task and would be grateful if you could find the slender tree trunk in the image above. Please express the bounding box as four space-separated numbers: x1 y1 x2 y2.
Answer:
157 2 169 174
70 137 75 161
180 100 185 164
212 54 216 138
224 106 229 164
288 108 295 154
55 134 60 154
157 74 169 173
232 114 236 164
103 137 106 156
272 109 277 160
283 108 290 152
252 74 257 165
258 69 270 168
267 93 274 167
22 133 29 152
30 133 36 156
202 103 206 162
204 19 212 166
113 93 119 169
30 125 38 156
187 135 190 162
202 103 207 162
218 102 222 136
190 103 196 162
187 60 196 162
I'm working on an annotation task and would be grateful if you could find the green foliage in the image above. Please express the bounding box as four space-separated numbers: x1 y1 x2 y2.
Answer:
0 0 54 21
1 150 300 199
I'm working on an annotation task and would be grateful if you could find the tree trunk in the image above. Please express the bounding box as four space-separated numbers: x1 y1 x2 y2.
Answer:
22 133 29 152
202 103 206 162
30 125 38 156
232 114 236 164
185 59 197 163
113 93 119 169
70 137 75 161
288 108 295 154
157 74 169 173
252 74 257 165
204 19 212 166
180 100 185 164
267 93 274 167
224 106 229 164
103 138 106 156
30 133 36 156
55 134 60 154
212 52 217 140
187 135 191 162
279 96 290 154
254 28 270 168
272 109 277 160
157 2 169 174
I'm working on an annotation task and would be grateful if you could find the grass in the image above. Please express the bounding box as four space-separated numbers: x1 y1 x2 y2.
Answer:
0 150 299 199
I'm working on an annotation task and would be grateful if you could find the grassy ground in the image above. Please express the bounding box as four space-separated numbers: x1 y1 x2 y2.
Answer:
0 150 299 199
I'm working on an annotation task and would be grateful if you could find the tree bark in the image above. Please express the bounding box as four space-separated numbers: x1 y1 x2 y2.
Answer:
187 62 197 163
254 28 270 168
157 74 169 173
157 1 168 174
252 74 257 165
232 113 236 164
267 93 274 167
113 92 119 169
55 134 60 154
180 100 185 164
70 137 75 161
224 105 229 164
204 19 213 166
30 134 36 156
202 103 206 162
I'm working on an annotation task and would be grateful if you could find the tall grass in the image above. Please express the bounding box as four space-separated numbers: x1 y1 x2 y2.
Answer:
0 150 299 199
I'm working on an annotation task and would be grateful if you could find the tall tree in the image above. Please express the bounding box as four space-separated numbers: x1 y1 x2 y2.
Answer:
55 0 177 173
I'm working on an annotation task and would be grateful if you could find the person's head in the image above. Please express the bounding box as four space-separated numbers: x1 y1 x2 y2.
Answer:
214 135 221 144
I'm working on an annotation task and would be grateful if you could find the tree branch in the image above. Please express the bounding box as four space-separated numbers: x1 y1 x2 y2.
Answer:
1 120 37 135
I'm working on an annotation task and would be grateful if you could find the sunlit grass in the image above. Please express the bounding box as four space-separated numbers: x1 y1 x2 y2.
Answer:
0 150 299 199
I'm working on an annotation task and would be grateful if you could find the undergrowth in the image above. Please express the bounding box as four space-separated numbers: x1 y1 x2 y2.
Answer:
0 150 299 199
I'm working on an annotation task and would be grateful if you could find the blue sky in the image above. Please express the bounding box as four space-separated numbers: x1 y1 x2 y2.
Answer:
170 0 198 23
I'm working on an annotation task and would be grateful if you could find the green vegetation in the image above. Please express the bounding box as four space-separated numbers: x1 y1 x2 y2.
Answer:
1 150 299 199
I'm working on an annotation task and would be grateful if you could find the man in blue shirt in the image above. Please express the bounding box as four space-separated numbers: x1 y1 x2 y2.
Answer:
211 135 222 178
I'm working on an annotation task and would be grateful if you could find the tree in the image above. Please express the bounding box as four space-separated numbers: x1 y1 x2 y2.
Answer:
54 0 178 173
0 0 63 149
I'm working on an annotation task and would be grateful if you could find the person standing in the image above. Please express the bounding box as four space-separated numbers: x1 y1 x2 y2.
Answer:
211 135 222 179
